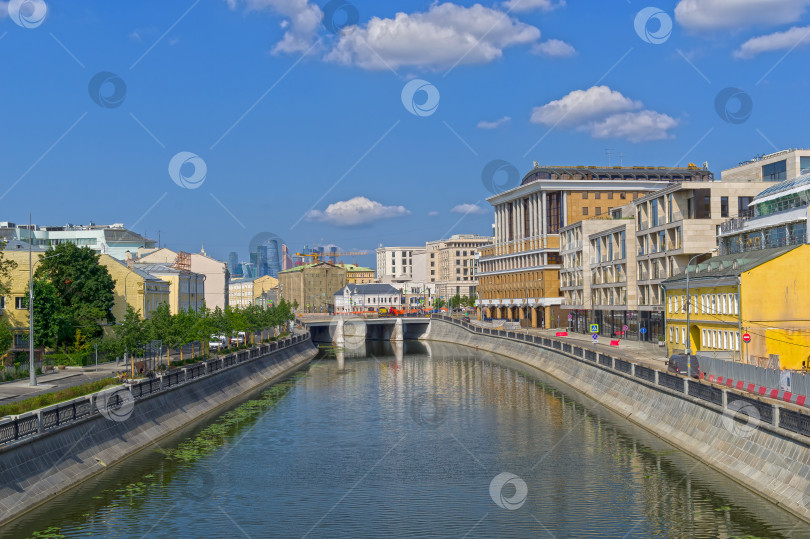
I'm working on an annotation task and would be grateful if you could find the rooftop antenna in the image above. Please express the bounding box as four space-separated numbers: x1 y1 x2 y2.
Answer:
617 152 624 167
605 148 615 167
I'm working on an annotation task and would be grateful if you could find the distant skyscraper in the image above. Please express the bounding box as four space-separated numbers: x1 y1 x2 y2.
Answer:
228 251 240 277
266 239 281 277
241 262 254 279
257 245 269 277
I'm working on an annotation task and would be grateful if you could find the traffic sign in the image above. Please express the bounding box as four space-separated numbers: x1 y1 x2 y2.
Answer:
590 324 599 333
640 327 647 335
743 333 751 343
567 314 573 321
592 334 598 341
622 325 628 331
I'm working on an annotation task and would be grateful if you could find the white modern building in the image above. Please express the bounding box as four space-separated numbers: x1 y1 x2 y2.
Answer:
334 283 403 313
0 222 155 261
375 246 425 283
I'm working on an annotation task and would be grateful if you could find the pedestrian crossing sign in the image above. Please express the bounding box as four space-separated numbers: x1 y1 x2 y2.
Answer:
590 324 599 333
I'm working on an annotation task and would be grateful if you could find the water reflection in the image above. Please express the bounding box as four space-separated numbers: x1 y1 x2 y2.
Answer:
6 340 808 538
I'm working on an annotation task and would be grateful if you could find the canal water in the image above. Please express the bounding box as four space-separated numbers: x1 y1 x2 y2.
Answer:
6 341 810 538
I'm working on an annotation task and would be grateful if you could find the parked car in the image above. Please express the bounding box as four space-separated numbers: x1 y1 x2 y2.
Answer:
209 335 227 350
666 354 701 379
230 331 246 345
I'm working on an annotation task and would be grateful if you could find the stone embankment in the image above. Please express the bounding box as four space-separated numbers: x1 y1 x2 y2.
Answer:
0 333 317 527
427 316 810 522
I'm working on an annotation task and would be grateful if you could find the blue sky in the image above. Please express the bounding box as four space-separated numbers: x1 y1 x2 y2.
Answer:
2 0 810 267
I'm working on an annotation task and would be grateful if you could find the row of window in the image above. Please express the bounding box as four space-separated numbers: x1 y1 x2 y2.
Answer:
667 293 739 316
669 325 740 351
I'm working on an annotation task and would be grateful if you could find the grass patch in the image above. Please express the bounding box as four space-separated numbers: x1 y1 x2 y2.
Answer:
0 377 119 418
163 371 306 463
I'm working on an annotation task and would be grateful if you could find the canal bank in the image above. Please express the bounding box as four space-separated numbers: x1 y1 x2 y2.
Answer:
0 336 317 528
426 317 810 523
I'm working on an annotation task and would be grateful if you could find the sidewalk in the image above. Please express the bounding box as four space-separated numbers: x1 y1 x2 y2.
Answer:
0 361 124 407
525 326 670 371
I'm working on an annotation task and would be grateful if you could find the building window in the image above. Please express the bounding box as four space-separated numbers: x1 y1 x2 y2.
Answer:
0 297 4 309
595 207 602 216
762 159 787 181
595 192 601 199
801 156 810 173
583 207 589 216
720 196 729 218
582 192 588 200
681 327 686 344
15 297 25 309
607 192 613 200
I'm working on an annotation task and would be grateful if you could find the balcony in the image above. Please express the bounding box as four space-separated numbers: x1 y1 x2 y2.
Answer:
719 208 755 234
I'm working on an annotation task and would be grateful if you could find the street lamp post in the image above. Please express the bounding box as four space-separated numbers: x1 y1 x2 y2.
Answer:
684 248 717 378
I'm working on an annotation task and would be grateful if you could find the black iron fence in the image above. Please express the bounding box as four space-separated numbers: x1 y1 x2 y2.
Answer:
0 331 311 447
432 313 810 440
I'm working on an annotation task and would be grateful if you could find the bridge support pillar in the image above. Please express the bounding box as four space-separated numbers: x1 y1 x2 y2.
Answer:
332 318 344 347
391 318 404 342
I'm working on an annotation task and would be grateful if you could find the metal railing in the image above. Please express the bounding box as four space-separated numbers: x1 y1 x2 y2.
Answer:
431 314 810 442
0 331 311 447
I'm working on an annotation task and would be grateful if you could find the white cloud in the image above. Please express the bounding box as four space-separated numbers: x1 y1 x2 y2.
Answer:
0 2 7 19
428 211 440 217
675 0 810 31
306 196 410 226
588 111 679 142
451 203 488 215
531 39 576 57
502 0 565 13
530 85 641 127
734 25 810 58
324 3 541 70
530 85 678 142
225 0 322 54
477 116 511 129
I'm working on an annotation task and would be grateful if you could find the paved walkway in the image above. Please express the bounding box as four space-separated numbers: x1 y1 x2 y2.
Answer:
0 362 125 407
476 322 671 371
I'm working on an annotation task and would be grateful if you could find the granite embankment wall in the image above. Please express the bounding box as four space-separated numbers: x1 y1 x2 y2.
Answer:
0 334 317 527
427 317 810 522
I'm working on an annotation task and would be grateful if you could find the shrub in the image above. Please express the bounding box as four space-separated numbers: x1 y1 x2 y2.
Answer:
0 377 118 417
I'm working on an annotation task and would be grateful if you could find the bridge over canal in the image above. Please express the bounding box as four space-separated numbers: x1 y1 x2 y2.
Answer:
302 317 430 344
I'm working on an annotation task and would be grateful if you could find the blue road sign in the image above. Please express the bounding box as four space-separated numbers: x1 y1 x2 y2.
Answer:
640 327 647 334
592 334 598 341
590 324 599 333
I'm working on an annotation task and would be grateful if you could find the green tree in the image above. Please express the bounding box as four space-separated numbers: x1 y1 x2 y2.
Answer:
193 303 215 358
433 297 447 310
34 243 115 348
26 279 66 348
449 294 463 310
116 305 148 362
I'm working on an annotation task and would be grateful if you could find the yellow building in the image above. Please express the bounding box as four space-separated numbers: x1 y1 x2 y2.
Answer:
134 262 205 315
341 264 375 284
663 244 810 369
228 275 279 308
0 245 169 353
98 255 170 321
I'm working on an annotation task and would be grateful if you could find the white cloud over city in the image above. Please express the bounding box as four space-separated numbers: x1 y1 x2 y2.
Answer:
477 116 511 129
324 3 541 70
531 39 577 58
225 0 322 54
306 196 410 226
530 86 678 142
451 203 488 215
502 0 565 12
734 25 810 58
675 0 810 31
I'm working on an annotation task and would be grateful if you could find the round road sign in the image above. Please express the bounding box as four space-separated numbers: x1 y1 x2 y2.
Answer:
640 327 647 334
592 334 598 341
742 333 751 343
622 325 628 331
